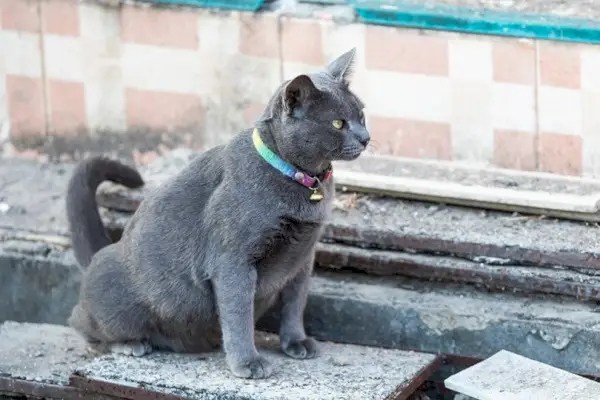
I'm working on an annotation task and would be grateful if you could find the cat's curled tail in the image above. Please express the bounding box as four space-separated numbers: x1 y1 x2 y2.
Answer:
66 156 144 268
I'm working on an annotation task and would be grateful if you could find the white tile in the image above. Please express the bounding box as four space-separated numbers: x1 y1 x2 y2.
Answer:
282 61 321 81
492 83 536 132
44 35 84 81
583 135 600 178
198 12 239 54
449 38 493 82
581 48 600 91
84 64 126 132
583 90 600 138
538 86 582 136
321 22 367 98
79 2 121 59
365 70 451 123
0 31 42 77
121 43 208 95
445 350 600 400
451 82 494 162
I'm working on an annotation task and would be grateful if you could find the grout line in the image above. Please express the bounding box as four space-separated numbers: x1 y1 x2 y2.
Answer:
533 39 541 171
276 14 284 82
37 0 50 138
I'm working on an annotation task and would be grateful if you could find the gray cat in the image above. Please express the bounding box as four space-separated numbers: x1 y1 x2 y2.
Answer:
66 48 369 379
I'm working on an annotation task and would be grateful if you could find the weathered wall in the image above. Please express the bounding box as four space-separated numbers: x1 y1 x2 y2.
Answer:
1 0 599 176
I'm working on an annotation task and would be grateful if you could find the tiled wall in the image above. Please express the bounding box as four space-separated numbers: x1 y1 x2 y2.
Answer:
1 0 599 177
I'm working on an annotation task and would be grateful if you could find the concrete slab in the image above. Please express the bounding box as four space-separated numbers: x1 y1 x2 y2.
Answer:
73 332 439 400
0 321 92 385
444 350 600 400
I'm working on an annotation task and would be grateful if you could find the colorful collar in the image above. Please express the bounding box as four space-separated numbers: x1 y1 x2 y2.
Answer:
252 128 332 201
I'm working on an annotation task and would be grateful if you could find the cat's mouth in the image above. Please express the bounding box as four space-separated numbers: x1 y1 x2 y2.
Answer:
337 144 366 161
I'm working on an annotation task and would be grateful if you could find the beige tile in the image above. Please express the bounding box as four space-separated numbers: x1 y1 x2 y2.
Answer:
538 41 581 89
238 12 279 59
281 17 324 66
449 38 492 82
492 38 535 85
125 88 203 130
5 74 45 138
493 129 536 171
491 83 536 132
450 81 493 162
537 86 582 136
48 79 86 134
368 116 452 160
538 132 582 176
365 25 448 76
1 0 39 32
120 4 198 49
42 0 79 36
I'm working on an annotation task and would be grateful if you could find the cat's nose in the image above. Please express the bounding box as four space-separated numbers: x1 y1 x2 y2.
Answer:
359 137 370 146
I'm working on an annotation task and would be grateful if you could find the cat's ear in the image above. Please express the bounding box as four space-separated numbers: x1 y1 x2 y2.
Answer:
283 74 318 112
326 47 356 85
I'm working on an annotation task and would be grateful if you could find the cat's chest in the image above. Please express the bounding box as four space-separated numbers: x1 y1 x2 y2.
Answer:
253 217 321 293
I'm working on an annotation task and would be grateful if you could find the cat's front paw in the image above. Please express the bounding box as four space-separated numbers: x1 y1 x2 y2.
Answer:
228 355 273 379
281 337 318 359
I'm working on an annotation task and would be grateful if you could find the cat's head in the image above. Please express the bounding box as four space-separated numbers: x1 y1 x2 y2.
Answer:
262 48 369 174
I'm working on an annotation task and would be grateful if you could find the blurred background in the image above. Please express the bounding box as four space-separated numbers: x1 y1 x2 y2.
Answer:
2 0 598 177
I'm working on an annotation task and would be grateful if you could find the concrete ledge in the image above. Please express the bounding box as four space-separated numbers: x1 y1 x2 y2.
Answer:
0 322 439 400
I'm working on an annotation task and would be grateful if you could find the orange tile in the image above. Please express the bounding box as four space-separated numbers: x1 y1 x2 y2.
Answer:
538 41 581 89
42 0 79 36
281 18 324 66
1 0 39 32
365 26 448 76
239 13 279 59
121 5 198 49
492 39 535 85
243 103 265 126
5 75 45 138
48 80 86 135
493 130 536 171
125 88 204 130
538 132 582 176
369 116 451 160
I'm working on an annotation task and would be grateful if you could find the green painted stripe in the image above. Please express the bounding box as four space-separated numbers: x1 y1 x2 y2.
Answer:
350 0 600 44
144 0 264 11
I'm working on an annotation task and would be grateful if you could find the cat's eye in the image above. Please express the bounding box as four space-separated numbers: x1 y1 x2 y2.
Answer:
359 110 366 125
332 119 344 129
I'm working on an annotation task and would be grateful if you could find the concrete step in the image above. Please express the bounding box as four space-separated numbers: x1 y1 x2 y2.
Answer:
444 350 600 400
1 235 600 379
0 321 439 400
92 151 600 270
